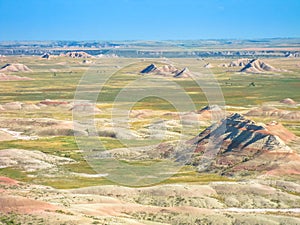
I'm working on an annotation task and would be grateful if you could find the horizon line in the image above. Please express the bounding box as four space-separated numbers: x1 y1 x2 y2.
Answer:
1 37 300 42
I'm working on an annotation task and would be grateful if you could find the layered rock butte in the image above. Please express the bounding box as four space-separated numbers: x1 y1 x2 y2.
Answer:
141 63 192 78
189 113 297 174
0 63 32 73
240 59 280 73
157 113 298 176
63 51 93 58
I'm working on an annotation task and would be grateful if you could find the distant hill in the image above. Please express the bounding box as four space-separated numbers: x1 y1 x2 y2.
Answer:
63 51 93 58
240 59 281 73
140 63 192 78
41 53 51 59
140 63 157 73
245 106 300 120
1 39 300 58
286 52 300 58
174 67 192 78
203 63 213 68
0 63 32 73
228 59 251 67
280 98 296 105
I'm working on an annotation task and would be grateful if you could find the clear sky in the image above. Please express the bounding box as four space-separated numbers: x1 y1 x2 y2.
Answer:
0 0 299 41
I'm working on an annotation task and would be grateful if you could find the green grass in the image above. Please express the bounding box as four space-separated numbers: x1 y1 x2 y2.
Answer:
38 176 115 189
1 57 299 109
0 214 22 225
0 168 31 182
42 170 234 189
159 167 234 185
0 136 80 158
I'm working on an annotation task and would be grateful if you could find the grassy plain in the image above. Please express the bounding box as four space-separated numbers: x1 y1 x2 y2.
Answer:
0 56 299 188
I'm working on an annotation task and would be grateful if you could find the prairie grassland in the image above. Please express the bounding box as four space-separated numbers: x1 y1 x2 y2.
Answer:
0 56 299 190
1 57 299 108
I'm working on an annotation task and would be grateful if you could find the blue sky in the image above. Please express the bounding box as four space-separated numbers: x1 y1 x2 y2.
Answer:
0 0 299 40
